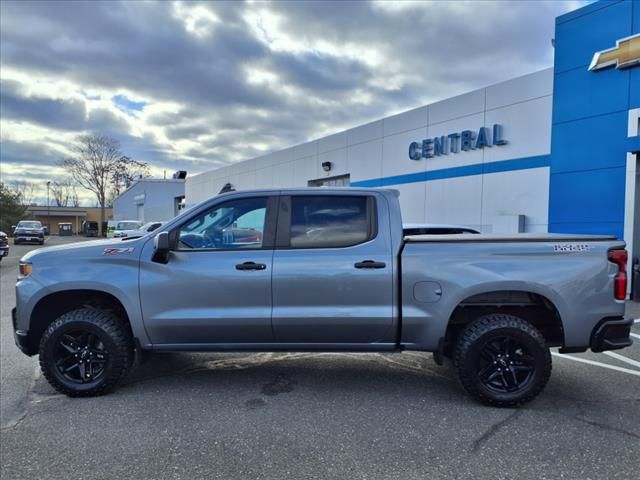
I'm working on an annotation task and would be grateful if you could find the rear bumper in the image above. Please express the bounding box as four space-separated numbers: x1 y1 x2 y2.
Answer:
590 316 634 353
12 308 33 356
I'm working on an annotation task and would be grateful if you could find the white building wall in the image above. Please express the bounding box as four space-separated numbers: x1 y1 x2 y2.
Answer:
114 179 185 222
186 68 554 232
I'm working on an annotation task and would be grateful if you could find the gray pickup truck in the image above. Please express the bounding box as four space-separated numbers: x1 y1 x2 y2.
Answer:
13 188 633 406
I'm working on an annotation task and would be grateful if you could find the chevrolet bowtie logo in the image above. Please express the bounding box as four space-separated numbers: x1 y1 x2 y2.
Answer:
589 34 640 71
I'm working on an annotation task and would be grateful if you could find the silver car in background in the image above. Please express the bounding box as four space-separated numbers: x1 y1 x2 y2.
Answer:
106 220 142 238
114 221 165 238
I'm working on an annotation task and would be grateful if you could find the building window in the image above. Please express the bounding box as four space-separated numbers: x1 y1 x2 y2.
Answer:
308 174 351 187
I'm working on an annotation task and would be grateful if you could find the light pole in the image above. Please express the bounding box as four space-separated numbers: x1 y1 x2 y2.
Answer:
46 181 51 236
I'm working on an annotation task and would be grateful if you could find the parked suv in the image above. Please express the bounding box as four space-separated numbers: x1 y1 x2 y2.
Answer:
13 221 44 245
0 231 9 261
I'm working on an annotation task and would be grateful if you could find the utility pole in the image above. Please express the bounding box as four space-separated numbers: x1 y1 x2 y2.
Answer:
47 180 51 236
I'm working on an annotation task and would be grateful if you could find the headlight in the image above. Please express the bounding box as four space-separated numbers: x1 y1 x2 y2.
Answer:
19 262 32 277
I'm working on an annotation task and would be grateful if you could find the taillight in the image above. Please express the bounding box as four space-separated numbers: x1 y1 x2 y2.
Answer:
608 249 627 300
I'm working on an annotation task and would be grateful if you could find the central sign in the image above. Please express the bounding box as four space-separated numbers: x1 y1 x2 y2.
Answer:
409 124 507 160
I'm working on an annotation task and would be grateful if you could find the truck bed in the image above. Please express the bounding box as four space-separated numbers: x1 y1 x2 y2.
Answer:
404 233 618 243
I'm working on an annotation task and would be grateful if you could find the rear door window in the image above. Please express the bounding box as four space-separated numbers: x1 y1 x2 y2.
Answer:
286 196 375 248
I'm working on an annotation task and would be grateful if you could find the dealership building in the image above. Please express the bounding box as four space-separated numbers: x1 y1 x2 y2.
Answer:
186 1 640 269
113 176 186 222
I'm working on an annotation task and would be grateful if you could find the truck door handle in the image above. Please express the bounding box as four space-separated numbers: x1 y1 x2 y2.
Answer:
235 262 267 271
354 260 386 269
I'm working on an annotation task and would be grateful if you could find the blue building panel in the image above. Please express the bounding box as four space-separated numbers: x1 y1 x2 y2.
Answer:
631 68 640 109
550 111 629 174
549 167 626 226
549 0 636 239
555 0 622 25
548 222 624 239
554 0 632 73
553 68 629 124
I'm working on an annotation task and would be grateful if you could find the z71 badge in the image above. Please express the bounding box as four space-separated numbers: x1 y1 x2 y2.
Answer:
553 244 590 253
103 247 135 255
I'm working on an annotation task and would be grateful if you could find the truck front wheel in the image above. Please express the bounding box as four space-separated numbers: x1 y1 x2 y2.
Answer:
39 308 133 397
454 313 552 407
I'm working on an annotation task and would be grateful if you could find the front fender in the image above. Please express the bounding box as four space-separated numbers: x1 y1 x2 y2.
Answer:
33 280 150 347
18 244 150 347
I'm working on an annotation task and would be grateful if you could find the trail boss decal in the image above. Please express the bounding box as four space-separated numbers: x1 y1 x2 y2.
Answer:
103 247 135 255
553 244 591 253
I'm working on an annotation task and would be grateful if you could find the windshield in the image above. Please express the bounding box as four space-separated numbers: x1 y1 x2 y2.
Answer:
116 221 142 230
17 221 42 229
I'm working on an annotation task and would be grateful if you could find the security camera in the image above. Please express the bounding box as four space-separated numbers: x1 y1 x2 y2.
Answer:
322 161 332 172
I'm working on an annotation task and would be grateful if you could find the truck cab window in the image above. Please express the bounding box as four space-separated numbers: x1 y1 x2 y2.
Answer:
179 197 267 250
289 196 372 248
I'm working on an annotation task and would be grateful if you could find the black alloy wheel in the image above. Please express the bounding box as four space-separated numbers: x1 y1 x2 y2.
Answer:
454 313 552 407
39 308 133 397
53 330 110 384
476 336 535 394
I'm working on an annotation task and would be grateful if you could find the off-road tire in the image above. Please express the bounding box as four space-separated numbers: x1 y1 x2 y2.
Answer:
39 308 133 397
454 313 552 407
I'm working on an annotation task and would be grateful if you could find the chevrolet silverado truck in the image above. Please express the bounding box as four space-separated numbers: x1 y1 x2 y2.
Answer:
13 220 45 245
13 188 633 406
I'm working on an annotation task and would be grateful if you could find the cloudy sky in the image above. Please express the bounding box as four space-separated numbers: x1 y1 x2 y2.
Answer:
1 0 589 205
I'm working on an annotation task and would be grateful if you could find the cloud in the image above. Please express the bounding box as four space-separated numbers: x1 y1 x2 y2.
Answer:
0 138 63 166
0 0 592 205
0 79 87 131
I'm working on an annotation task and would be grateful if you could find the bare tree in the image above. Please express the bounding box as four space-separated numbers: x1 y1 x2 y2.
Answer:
62 135 123 235
108 155 150 206
70 184 80 207
51 178 76 207
11 180 37 206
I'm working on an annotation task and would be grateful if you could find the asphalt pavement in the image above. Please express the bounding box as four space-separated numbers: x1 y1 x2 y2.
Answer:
1 236 639 480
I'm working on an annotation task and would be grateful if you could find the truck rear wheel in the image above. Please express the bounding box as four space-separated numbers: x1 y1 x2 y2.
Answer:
453 313 551 407
39 308 133 397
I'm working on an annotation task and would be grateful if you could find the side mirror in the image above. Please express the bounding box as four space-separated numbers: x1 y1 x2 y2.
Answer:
152 232 170 264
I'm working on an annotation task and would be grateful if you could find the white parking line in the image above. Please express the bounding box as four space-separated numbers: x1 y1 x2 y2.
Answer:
551 352 640 376
603 351 640 369
631 333 640 340
635 319 640 324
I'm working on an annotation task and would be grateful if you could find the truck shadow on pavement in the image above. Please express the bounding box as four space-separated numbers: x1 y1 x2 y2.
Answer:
115 351 463 403
29 350 638 432
22 350 640 460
